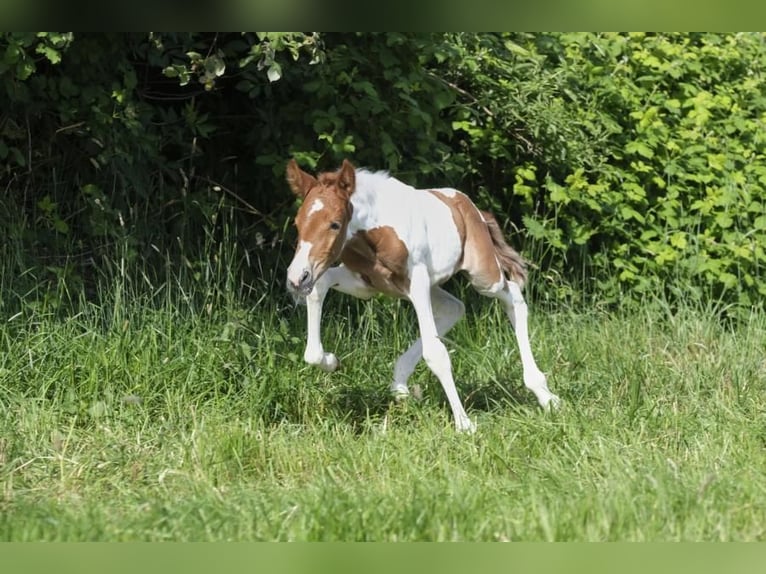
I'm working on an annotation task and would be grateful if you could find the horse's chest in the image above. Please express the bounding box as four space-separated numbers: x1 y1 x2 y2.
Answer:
341 227 411 296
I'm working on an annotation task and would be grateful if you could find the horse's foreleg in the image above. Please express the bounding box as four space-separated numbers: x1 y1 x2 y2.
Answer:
303 274 338 372
303 265 375 372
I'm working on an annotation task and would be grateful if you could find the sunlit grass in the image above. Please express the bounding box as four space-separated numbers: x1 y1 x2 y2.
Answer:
1 254 765 541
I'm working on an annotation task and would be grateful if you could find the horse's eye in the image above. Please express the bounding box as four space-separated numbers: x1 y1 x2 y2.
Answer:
329 221 341 231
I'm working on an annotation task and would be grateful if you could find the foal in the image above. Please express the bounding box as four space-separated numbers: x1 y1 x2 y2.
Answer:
285 159 559 432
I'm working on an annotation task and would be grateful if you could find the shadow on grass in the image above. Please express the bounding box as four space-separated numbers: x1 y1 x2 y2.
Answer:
320 375 541 432
461 378 534 412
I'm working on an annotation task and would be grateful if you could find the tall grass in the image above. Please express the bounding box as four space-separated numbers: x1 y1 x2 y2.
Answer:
1 206 765 541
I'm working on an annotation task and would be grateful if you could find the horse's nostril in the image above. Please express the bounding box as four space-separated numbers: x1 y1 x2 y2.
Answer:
299 270 310 284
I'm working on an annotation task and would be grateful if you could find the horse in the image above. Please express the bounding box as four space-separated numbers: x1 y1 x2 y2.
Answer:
285 159 560 432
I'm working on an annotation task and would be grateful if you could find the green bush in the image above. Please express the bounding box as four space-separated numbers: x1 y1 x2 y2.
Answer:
533 33 766 310
2 32 765 313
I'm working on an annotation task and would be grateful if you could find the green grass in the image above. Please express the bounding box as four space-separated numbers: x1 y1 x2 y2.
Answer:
1 258 766 541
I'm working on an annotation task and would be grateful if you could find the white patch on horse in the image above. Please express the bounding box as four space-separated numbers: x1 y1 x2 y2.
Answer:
307 198 324 217
350 171 463 286
286 240 313 287
430 187 459 198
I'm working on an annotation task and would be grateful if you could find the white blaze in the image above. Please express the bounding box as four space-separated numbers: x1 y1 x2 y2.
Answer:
307 198 324 217
287 240 313 286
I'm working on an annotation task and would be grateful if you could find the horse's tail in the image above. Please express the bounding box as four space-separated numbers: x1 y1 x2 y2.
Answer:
481 210 528 289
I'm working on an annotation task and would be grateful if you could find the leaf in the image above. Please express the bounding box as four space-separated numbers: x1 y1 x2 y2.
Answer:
206 54 226 78
17 61 35 80
664 99 681 112
351 80 377 97
36 44 61 64
267 62 282 82
669 232 687 249
619 269 636 281
547 179 570 204
53 219 69 234
625 140 654 159
513 183 534 199
620 206 645 223
517 166 536 181
37 195 55 214
718 272 738 289
549 185 570 204
572 227 595 245
521 215 546 239
715 212 733 229
707 153 726 172
640 230 658 241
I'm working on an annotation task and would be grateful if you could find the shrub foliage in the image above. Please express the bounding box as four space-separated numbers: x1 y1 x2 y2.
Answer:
2 32 765 310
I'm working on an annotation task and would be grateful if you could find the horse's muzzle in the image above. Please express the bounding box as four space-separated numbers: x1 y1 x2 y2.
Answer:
286 270 314 297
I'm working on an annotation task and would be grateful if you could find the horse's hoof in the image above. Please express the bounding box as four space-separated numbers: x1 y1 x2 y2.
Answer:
456 416 477 434
319 353 339 372
390 382 410 400
543 393 561 412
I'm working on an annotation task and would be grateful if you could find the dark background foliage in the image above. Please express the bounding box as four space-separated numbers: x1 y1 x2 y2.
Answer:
2 32 765 312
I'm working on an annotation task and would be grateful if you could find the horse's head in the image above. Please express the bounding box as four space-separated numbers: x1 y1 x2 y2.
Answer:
285 159 356 296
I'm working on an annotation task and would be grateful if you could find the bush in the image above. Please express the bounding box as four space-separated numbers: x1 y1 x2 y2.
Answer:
530 33 766 310
2 32 765 313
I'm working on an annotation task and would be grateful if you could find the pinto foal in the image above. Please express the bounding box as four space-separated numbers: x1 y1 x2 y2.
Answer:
285 159 559 432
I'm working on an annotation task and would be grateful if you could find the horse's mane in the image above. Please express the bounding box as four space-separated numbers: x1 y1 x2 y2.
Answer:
355 168 412 195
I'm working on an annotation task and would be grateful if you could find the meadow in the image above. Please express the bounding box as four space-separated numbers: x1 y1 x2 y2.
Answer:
1 248 765 541
3 32 766 543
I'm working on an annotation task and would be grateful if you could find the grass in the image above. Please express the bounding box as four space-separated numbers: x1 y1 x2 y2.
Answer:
1 245 766 541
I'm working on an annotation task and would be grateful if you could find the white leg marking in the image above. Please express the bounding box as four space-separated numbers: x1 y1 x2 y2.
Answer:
391 287 464 398
408 266 475 433
499 281 560 410
304 265 375 372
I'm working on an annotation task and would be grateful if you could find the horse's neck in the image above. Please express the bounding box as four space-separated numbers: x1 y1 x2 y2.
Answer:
349 171 414 233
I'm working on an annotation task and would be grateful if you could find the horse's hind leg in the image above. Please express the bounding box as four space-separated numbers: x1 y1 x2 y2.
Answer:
391 286 465 398
487 279 560 410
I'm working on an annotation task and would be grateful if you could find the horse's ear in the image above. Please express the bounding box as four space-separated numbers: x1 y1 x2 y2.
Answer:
286 159 317 198
338 159 356 194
